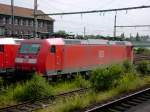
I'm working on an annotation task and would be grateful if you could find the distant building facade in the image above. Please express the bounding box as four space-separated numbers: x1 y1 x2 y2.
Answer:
0 3 54 38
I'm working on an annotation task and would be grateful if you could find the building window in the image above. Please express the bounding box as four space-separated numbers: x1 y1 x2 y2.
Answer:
26 20 28 26
0 16 2 23
5 29 9 35
38 21 43 28
41 21 43 27
38 21 40 27
15 18 18 25
28 31 30 34
6 17 9 24
3 17 6 24
0 27 4 35
20 19 23 26
8 30 11 35
43 21 47 27
29 20 33 26
14 31 17 35
23 19 26 26
9 18 11 24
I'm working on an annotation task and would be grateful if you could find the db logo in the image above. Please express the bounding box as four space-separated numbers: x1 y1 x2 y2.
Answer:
99 50 104 58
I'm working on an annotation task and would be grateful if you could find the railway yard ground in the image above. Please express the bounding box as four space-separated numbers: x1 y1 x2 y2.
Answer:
1 52 150 112
127 100 150 112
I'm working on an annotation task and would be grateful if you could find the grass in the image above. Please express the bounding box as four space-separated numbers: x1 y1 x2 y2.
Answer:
51 75 91 94
115 73 145 94
36 63 150 112
0 74 90 107
1 61 150 111
37 74 149 112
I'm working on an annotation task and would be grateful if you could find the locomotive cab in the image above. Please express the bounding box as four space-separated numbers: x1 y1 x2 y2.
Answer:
15 41 42 73
0 38 22 74
15 38 64 76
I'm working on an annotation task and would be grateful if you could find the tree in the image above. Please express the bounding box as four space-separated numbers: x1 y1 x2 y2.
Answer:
120 33 125 39
136 32 140 41
54 30 68 37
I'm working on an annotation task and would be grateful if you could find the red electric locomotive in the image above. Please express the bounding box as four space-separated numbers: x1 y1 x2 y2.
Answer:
0 38 22 73
15 38 133 77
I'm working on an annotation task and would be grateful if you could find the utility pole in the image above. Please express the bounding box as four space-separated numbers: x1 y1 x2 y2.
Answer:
33 0 38 39
113 13 117 38
84 26 86 38
11 0 14 37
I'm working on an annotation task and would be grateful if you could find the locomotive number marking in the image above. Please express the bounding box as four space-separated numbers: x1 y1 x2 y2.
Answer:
99 50 104 58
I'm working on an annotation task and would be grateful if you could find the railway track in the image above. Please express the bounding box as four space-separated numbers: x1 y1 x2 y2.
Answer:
134 54 150 64
0 88 88 112
85 87 150 112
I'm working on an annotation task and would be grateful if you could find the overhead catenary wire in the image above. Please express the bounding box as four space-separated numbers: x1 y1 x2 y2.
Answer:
116 25 150 28
35 5 150 16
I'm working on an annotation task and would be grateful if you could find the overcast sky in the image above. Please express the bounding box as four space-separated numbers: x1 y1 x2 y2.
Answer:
1 0 150 37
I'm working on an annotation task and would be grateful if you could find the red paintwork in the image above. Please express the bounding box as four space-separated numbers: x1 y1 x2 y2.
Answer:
15 38 133 76
0 38 22 73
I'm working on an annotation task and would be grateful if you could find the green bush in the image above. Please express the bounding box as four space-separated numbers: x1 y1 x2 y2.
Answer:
116 73 144 93
0 77 3 87
136 48 150 55
0 77 4 91
74 75 91 88
90 64 123 91
123 60 134 73
136 60 150 75
13 74 52 101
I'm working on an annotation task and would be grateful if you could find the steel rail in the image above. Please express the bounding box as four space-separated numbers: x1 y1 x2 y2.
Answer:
0 88 88 112
85 87 150 112
133 54 150 64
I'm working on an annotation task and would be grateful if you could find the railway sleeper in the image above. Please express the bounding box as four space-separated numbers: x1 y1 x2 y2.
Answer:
131 98 145 103
140 95 150 99
1 108 20 112
136 96 148 101
143 93 150 96
106 108 122 112
24 104 41 109
125 101 139 106
120 103 132 108
111 105 128 111
16 106 32 111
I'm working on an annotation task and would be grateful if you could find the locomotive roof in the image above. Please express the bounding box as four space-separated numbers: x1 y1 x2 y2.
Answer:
0 38 23 45
46 38 132 46
22 38 132 46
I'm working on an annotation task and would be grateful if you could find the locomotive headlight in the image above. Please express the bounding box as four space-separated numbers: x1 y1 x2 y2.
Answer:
28 59 37 64
15 58 23 63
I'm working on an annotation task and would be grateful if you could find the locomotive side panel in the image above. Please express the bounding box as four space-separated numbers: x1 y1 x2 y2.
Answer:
62 44 111 73
46 45 63 76
110 45 128 63
63 45 88 72
0 45 4 71
0 45 19 73
126 46 134 62
5 45 19 69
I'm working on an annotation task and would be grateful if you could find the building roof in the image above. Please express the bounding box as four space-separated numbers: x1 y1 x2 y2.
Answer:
0 3 54 21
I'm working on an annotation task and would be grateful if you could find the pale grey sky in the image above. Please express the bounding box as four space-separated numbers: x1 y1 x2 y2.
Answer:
1 0 150 37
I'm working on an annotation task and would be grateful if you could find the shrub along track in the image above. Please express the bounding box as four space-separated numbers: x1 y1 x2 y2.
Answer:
0 88 88 112
84 87 150 112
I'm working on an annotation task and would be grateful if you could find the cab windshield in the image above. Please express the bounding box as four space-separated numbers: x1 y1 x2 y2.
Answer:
19 43 40 54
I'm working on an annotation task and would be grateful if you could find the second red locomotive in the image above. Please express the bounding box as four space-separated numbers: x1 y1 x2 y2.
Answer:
15 38 133 77
0 38 22 74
